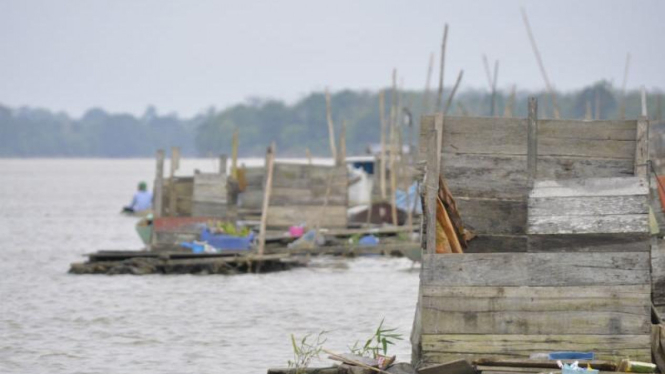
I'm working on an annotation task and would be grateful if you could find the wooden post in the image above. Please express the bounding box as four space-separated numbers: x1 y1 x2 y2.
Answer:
338 119 347 165
527 97 539 186
325 88 338 164
390 70 399 225
154 149 165 218
425 114 443 254
521 7 560 119
436 24 449 113
257 143 276 256
219 154 227 175
379 90 387 200
423 52 434 115
635 116 649 179
443 70 464 115
168 146 180 216
619 53 631 120
637 88 651 183
231 129 239 178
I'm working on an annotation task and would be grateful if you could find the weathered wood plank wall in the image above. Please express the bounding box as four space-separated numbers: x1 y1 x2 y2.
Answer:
265 163 348 228
418 116 639 252
413 115 651 367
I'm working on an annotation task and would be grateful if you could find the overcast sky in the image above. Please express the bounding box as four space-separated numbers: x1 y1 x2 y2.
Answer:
1 0 663 117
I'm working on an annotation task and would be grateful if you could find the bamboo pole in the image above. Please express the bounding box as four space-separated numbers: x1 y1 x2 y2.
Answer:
325 88 338 164
436 24 449 113
339 119 347 164
168 146 180 216
153 149 165 218
521 7 560 119
491 60 499 117
379 90 387 200
231 129 239 178
443 70 464 115
504 85 516 118
423 52 434 114
619 53 631 120
257 143 276 256
389 69 399 225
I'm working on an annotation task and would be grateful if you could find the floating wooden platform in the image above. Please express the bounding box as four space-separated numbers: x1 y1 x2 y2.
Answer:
69 242 420 275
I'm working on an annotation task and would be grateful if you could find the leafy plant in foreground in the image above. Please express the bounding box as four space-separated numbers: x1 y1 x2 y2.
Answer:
349 318 403 358
287 331 328 374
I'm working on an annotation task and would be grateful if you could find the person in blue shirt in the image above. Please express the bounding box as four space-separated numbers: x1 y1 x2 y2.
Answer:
123 181 153 213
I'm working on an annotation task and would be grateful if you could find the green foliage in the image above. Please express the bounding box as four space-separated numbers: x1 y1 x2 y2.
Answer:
208 221 251 237
1 83 662 157
288 331 328 374
349 318 403 359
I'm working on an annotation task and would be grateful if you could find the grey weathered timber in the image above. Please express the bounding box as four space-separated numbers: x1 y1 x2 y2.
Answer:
529 195 648 216
527 97 538 186
441 154 528 199
425 116 442 254
536 156 634 179
153 149 165 218
528 214 649 235
528 233 650 252
653 238 665 307
530 177 648 197
191 173 228 218
266 205 347 228
456 198 526 235
635 117 649 178
420 285 651 335
465 235 528 253
420 334 651 363
539 119 638 140
418 359 475 374
421 252 650 287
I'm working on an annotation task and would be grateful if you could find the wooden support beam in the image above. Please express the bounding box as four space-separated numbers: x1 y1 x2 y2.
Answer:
436 24 449 113
325 88 338 164
425 114 443 254
153 149 165 218
257 143 276 256
168 146 180 217
527 97 539 187
635 116 649 179
379 90 387 200
231 129 239 178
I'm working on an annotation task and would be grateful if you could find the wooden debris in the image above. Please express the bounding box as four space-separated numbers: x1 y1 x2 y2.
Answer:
418 359 475 374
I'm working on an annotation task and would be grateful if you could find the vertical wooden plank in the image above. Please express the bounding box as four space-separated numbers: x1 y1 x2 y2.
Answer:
169 146 180 216
257 143 276 256
426 114 443 254
219 154 227 175
527 97 539 186
325 89 338 164
154 149 165 218
231 129 239 178
379 90 387 200
635 117 649 179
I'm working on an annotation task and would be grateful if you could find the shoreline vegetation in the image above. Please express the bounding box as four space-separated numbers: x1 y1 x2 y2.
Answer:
1 82 662 158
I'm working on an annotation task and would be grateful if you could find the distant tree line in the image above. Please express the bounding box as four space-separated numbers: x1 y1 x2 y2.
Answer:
1 81 662 158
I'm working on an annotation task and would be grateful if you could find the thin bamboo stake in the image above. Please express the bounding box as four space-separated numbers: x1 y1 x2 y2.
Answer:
641 86 648 117
521 7 560 119
389 69 399 225
257 143 276 256
339 119 347 164
379 90 387 200
491 60 499 117
504 85 516 118
231 129 239 178
619 53 631 119
436 24 449 113
423 52 434 114
443 70 464 115
325 88 338 164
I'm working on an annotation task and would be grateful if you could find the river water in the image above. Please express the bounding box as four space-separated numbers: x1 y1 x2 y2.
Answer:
0 159 420 374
